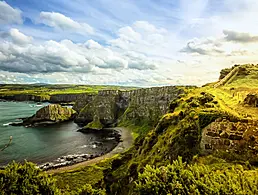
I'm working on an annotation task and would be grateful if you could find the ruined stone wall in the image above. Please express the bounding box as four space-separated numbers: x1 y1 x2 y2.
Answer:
200 118 258 155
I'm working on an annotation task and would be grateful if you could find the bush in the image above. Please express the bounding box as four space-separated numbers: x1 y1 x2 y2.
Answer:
135 157 258 195
0 161 60 195
76 184 106 195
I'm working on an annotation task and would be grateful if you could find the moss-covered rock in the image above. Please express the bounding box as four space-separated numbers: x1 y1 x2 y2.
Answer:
83 115 104 130
19 104 76 126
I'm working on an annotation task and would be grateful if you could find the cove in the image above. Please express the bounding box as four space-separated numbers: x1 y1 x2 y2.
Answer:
0 101 118 166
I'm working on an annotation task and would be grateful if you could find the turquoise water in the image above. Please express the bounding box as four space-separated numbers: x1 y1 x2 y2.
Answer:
0 101 116 166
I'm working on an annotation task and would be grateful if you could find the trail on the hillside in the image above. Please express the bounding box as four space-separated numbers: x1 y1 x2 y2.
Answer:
47 127 133 174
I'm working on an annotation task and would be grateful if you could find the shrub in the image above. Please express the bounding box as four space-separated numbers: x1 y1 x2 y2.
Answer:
135 157 258 195
76 184 106 195
0 161 60 195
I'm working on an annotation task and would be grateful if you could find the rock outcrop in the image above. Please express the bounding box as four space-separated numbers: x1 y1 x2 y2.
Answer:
244 93 258 107
15 104 76 126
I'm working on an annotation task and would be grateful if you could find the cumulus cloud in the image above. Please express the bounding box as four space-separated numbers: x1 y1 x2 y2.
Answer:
0 1 22 24
223 30 258 43
0 25 161 74
180 38 224 55
84 39 102 49
0 28 33 45
39 12 94 34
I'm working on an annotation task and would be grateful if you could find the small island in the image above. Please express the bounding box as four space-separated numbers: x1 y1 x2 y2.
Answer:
11 104 76 126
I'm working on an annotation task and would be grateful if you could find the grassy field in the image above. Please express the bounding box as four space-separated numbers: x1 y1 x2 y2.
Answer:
0 84 138 96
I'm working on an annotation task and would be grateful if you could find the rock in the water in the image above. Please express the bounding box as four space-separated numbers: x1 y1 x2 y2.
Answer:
18 104 76 126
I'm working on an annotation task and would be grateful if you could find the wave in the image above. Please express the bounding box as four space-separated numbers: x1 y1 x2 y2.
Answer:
2 122 11 126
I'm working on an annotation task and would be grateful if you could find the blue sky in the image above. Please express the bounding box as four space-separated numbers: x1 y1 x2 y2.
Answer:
1 0 258 86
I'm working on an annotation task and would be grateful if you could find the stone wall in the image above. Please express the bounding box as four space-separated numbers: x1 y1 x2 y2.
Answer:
200 118 258 154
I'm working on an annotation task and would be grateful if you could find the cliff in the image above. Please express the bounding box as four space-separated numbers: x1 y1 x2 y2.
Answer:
74 87 185 129
0 94 50 102
0 93 93 104
75 90 126 126
17 104 76 126
121 86 185 125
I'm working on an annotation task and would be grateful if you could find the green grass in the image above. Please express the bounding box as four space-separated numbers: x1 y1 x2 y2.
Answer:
53 157 115 193
0 84 138 97
118 120 152 140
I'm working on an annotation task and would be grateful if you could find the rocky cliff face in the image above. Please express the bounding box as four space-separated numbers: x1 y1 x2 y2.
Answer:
75 90 123 126
0 94 49 102
72 94 95 112
0 93 93 104
122 86 184 125
49 93 93 104
75 86 185 128
19 104 76 126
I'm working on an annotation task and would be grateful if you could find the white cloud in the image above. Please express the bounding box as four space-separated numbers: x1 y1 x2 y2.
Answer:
0 28 33 45
0 1 22 24
39 12 94 35
84 39 102 49
0 25 162 74
180 37 224 55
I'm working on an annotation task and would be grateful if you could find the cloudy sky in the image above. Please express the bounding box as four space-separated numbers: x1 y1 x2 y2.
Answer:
0 0 258 86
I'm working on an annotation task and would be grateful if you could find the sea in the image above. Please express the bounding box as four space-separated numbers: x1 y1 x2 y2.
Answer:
0 101 117 166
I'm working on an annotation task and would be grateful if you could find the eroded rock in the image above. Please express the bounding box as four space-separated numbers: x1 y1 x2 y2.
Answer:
13 104 76 126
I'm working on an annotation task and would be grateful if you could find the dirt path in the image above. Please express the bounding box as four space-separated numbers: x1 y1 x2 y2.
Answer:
47 127 133 174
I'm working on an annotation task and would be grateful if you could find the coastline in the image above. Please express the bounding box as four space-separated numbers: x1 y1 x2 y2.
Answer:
47 127 133 174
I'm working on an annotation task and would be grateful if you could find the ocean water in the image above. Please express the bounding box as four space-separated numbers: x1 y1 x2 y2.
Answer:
0 101 117 166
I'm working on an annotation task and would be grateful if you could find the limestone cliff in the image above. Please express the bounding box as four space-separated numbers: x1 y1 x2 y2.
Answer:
19 104 76 126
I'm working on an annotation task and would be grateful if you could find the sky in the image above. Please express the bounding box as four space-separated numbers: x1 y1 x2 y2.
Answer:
1 0 258 86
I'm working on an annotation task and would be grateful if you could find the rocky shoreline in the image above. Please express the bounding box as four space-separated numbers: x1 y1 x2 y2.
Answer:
39 129 121 171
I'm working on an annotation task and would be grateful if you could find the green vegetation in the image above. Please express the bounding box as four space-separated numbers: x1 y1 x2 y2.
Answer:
53 156 117 193
135 157 258 195
0 84 137 100
84 116 104 130
0 161 60 195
